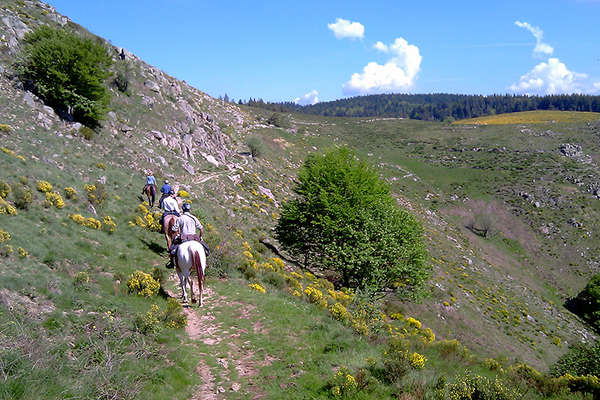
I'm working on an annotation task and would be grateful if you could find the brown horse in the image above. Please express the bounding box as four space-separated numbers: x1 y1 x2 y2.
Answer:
144 184 156 208
162 213 178 250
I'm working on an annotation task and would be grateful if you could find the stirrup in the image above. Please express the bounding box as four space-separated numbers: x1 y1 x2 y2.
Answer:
166 260 175 269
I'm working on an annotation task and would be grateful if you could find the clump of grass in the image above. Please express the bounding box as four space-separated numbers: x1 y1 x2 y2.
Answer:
12 184 32 210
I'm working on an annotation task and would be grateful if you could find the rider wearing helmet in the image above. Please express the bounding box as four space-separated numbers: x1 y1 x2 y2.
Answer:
159 179 171 208
166 201 205 269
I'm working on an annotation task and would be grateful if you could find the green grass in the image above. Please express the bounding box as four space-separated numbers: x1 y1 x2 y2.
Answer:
454 110 600 125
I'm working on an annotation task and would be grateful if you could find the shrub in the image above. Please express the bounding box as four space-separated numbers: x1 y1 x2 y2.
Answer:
266 112 290 128
0 228 10 243
329 366 359 399
127 270 160 297
177 190 190 198
12 185 32 209
551 342 600 377
246 136 265 158
163 298 187 329
381 338 417 382
434 339 470 361
0 124 12 133
466 213 496 238
17 247 27 258
17 25 112 127
248 283 266 294
102 215 117 233
79 126 95 140
70 214 102 229
446 373 520 400
84 183 107 207
136 304 162 334
112 61 131 93
568 273 600 331
44 191 64 208
36 180 53 193
0 180 10 198
0 198 17 215
64 187 77 200
276 148 429 295
73 271 90 290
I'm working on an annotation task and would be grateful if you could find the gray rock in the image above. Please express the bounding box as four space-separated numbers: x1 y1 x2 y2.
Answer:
144 80 160 93
141 95 155 107
49 13 68 26
121 125 133 132
23 91 36 108
72 122 82 131
107 111 117 121
534 201 541 208
151 130 164 140
42 105 55 115
157 156 168 166
258 185 276 203
201 153 219 167
87 204 97 215
182 162 195 175
98 176 107 185
0 65 4 74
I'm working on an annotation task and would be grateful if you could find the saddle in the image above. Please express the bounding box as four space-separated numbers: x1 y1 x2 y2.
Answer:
175 234 210 257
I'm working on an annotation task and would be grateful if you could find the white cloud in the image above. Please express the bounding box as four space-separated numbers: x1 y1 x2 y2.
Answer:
509 58 591 94
327 18 364 40
294 90 319 106
515 21 554 56
373 41 388 52
343 37 422 95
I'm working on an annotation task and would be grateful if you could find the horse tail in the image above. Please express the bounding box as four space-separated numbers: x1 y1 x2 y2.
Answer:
193 250 203 285
150 185 156 203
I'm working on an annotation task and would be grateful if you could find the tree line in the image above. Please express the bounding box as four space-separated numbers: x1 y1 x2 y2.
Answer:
243 93 600 122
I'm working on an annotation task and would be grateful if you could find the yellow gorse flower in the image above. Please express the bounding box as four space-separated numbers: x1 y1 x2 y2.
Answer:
248 283 266 294
36 180 53 193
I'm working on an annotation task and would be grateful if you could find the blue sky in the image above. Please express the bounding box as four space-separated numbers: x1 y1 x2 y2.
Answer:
48 0 600 104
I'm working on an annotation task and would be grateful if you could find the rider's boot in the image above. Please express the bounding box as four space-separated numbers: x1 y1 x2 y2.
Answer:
165 245 177 269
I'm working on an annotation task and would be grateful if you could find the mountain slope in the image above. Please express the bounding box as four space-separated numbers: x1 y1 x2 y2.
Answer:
1 1 600 399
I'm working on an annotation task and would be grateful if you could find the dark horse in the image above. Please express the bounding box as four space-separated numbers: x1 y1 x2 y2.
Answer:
144 184 156 208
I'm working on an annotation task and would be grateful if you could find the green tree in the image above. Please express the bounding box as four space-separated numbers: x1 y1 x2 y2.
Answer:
17 25 112 127
569 273 600 331
551 342 600 377
275 147 429 296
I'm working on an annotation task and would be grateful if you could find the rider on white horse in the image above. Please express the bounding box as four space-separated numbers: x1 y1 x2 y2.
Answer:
166 202 203 269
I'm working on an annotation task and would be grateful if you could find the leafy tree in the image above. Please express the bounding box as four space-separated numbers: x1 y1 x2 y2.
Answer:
568 273 600 331
551 342 600 377
275 147 429 296
17 25 113 127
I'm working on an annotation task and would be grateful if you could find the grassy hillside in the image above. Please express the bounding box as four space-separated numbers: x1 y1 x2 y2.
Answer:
454 110 600 125
2 1 600 399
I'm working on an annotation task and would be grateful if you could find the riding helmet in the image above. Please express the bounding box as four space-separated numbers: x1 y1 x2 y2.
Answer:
182 203 191 212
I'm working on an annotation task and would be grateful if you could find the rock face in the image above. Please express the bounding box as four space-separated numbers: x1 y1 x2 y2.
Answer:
560 143 592 164
0 0 251 179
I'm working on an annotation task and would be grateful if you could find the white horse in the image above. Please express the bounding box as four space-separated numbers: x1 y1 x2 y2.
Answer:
175 241 207 306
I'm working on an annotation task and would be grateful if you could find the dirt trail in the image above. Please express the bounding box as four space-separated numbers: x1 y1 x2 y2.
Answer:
167 279 272 399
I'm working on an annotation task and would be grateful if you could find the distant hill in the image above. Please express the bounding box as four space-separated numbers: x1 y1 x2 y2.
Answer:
454 110 600 125
247 93 600 122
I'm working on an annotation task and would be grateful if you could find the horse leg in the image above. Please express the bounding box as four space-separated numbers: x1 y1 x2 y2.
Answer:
194 251 204 307
189 275 196 304
177 270 187 303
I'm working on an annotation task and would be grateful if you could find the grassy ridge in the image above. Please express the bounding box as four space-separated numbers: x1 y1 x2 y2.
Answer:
454 110 600 125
